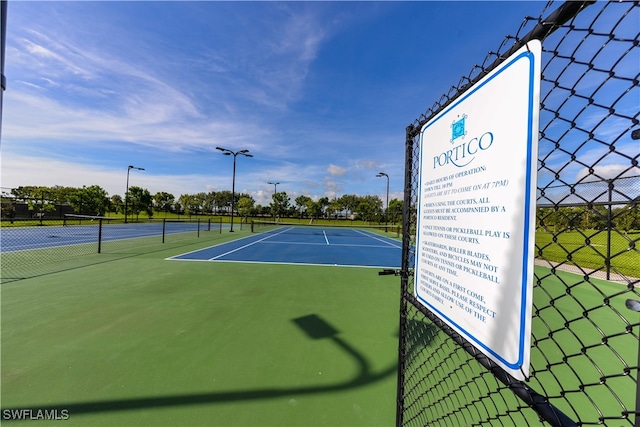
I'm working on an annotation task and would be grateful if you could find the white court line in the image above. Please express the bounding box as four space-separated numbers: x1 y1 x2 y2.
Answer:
170 258 399 269
322 230 330 245
259 240 398 248
164 230 273 260
354 229 402 248
208 227 293 260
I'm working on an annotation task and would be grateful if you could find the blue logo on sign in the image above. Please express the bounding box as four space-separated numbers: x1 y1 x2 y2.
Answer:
451 114 467 143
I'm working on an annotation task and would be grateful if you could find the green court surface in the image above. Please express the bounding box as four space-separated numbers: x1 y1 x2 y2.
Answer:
1 230 400 426
3 227 637 426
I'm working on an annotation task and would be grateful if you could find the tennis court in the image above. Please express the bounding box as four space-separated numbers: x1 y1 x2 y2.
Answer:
1 226 401 426
0 220 221 252
168 224 402 268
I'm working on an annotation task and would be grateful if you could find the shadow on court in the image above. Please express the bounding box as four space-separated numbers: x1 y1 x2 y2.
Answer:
1 314 415 419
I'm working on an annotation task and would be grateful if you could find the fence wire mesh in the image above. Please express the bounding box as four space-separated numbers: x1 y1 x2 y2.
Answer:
398 1 639 426
0 217 225 283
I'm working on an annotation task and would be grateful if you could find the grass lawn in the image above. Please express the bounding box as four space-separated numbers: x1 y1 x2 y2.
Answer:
535 229 640 278
530 266 638 424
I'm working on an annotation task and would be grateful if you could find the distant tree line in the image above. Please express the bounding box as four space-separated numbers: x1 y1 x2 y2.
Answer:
8 185 635 231
1 185 404 223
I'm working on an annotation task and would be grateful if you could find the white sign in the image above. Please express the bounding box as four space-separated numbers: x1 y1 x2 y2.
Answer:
414 41 541 380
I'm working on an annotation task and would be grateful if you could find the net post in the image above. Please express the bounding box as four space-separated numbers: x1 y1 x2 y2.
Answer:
197 218 200 238
97 219 103 253
218 217 222 234
162 218 166 243
251 220 254 233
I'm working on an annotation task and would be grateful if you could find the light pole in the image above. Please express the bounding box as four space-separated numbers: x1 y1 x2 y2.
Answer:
268 181 279 195
1 0 6 141
125 165 144 223
268 181 279 219
217 147 253 232
376 172 389 224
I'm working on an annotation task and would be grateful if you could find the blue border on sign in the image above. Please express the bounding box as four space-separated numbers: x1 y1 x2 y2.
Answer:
415 48 537 371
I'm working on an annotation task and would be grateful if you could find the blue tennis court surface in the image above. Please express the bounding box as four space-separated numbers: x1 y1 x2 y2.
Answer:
167 226 402 268
0 221 219 252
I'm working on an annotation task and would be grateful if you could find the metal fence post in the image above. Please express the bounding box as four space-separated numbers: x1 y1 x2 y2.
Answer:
98 219 103 253
606 179 613 281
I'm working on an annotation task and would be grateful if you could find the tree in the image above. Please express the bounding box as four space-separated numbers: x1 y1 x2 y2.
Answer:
356 195 383 222
11 186 56 217
614 204 639 233
307 200 322 221
127 186 152 220
153 192 175 215
295 195 312 218
178 194 198 217
254 204 270 216
338 194 359 219
204 191 217 214
215 191 233 215
69 185 109 215
237 196 255 222
318 197 329 218
110 195 123 214
326 198 343 220
49 186 77 205
270 192 291 219
1 192 15 220
192 192 207 214
388 198 403 224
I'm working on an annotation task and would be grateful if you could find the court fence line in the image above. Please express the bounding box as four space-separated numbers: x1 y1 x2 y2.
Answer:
0 216 224 283
398 1 639 426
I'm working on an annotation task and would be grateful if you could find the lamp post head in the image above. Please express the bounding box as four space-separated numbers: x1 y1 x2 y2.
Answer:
216 146 252 157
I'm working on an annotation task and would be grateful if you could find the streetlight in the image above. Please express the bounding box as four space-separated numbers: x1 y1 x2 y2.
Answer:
376 172 389 225
125 165 144 223
268 181 279 220
217 147 253 232
268 181 279 195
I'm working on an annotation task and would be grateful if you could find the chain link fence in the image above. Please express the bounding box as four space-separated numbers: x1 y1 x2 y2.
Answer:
0 216 225 283
398 1 638 426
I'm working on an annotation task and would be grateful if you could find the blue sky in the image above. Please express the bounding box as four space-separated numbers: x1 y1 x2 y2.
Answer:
2 1 558 206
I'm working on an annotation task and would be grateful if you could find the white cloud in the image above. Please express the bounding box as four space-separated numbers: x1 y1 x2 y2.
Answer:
326 164 346 176
3 89 266 153
0 153 216 198
575 164 639 182
355 159 381 171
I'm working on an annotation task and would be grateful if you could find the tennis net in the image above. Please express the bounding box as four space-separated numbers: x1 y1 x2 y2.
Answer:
250 220 400 238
